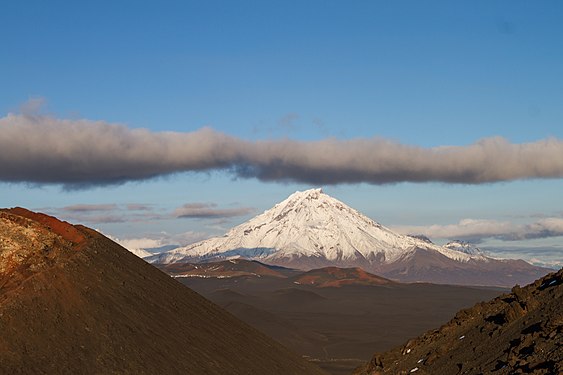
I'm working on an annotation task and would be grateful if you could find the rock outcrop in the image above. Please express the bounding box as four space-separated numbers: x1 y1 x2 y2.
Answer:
354 268 562 374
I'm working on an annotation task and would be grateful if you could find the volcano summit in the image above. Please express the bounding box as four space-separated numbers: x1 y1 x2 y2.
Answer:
149 189 549 287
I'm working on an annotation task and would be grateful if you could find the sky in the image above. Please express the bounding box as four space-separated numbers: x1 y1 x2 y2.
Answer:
1 1 562 268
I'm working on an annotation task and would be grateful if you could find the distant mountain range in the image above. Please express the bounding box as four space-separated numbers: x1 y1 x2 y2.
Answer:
158 258 393 288
148 188 550 287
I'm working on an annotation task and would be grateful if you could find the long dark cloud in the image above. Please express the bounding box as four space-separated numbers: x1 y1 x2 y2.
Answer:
173 203 254 219
125 203 153 211
2 113 563 187
62 204 118 212
46 200 252 224
49 202 162 224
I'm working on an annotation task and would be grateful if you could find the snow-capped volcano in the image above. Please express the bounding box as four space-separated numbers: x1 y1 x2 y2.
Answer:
152 188 477 264
149 189 550 286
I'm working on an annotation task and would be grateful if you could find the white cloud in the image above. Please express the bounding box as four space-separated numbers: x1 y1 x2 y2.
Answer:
393 217 563 243
104 230 210 255
113 237 165 250
481 245 563 269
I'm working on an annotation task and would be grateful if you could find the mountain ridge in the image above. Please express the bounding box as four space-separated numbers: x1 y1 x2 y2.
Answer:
149 189 549 287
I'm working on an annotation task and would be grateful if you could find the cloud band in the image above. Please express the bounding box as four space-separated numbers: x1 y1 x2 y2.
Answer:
394 217 563 243
2 113 563 187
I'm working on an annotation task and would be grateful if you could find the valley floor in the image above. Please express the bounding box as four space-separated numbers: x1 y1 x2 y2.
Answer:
177 275 504 375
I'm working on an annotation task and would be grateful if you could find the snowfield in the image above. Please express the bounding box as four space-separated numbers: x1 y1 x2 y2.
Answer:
149 188 487 266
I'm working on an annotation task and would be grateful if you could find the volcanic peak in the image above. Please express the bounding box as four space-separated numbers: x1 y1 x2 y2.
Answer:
153 188 478 265
150 189 550 286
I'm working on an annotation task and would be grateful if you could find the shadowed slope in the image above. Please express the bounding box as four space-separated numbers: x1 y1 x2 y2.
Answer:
0 208 325 375
354 268 563 375
177 270 503 375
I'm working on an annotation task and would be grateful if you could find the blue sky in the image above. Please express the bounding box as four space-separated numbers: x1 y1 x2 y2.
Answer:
1 1 562 267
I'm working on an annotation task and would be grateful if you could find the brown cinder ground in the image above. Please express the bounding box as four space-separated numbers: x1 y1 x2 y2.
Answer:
354 267 563 375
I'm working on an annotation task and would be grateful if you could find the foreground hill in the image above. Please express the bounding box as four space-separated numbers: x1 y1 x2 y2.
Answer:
149 188 549 287
0 208 325 375
354 268 562 375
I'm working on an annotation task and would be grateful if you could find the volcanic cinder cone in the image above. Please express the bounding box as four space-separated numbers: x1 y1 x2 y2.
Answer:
0 208 325 375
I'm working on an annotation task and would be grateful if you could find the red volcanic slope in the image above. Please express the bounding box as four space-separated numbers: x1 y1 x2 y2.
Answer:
0 208 325 375
292 266 393 288
6 207 86 244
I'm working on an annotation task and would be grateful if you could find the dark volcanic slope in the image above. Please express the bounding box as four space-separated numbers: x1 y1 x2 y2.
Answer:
0 208 325 375
175 269 503 375
160 258 291 278
354 268 563 375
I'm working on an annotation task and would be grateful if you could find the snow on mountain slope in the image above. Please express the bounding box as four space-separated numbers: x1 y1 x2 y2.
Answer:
151 188 483 265
149 189 551 286
103 234 153 258
444 240 486 256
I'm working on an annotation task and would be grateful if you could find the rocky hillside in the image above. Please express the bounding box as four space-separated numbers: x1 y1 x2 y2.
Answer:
354 268 562 375
0 208 325 375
